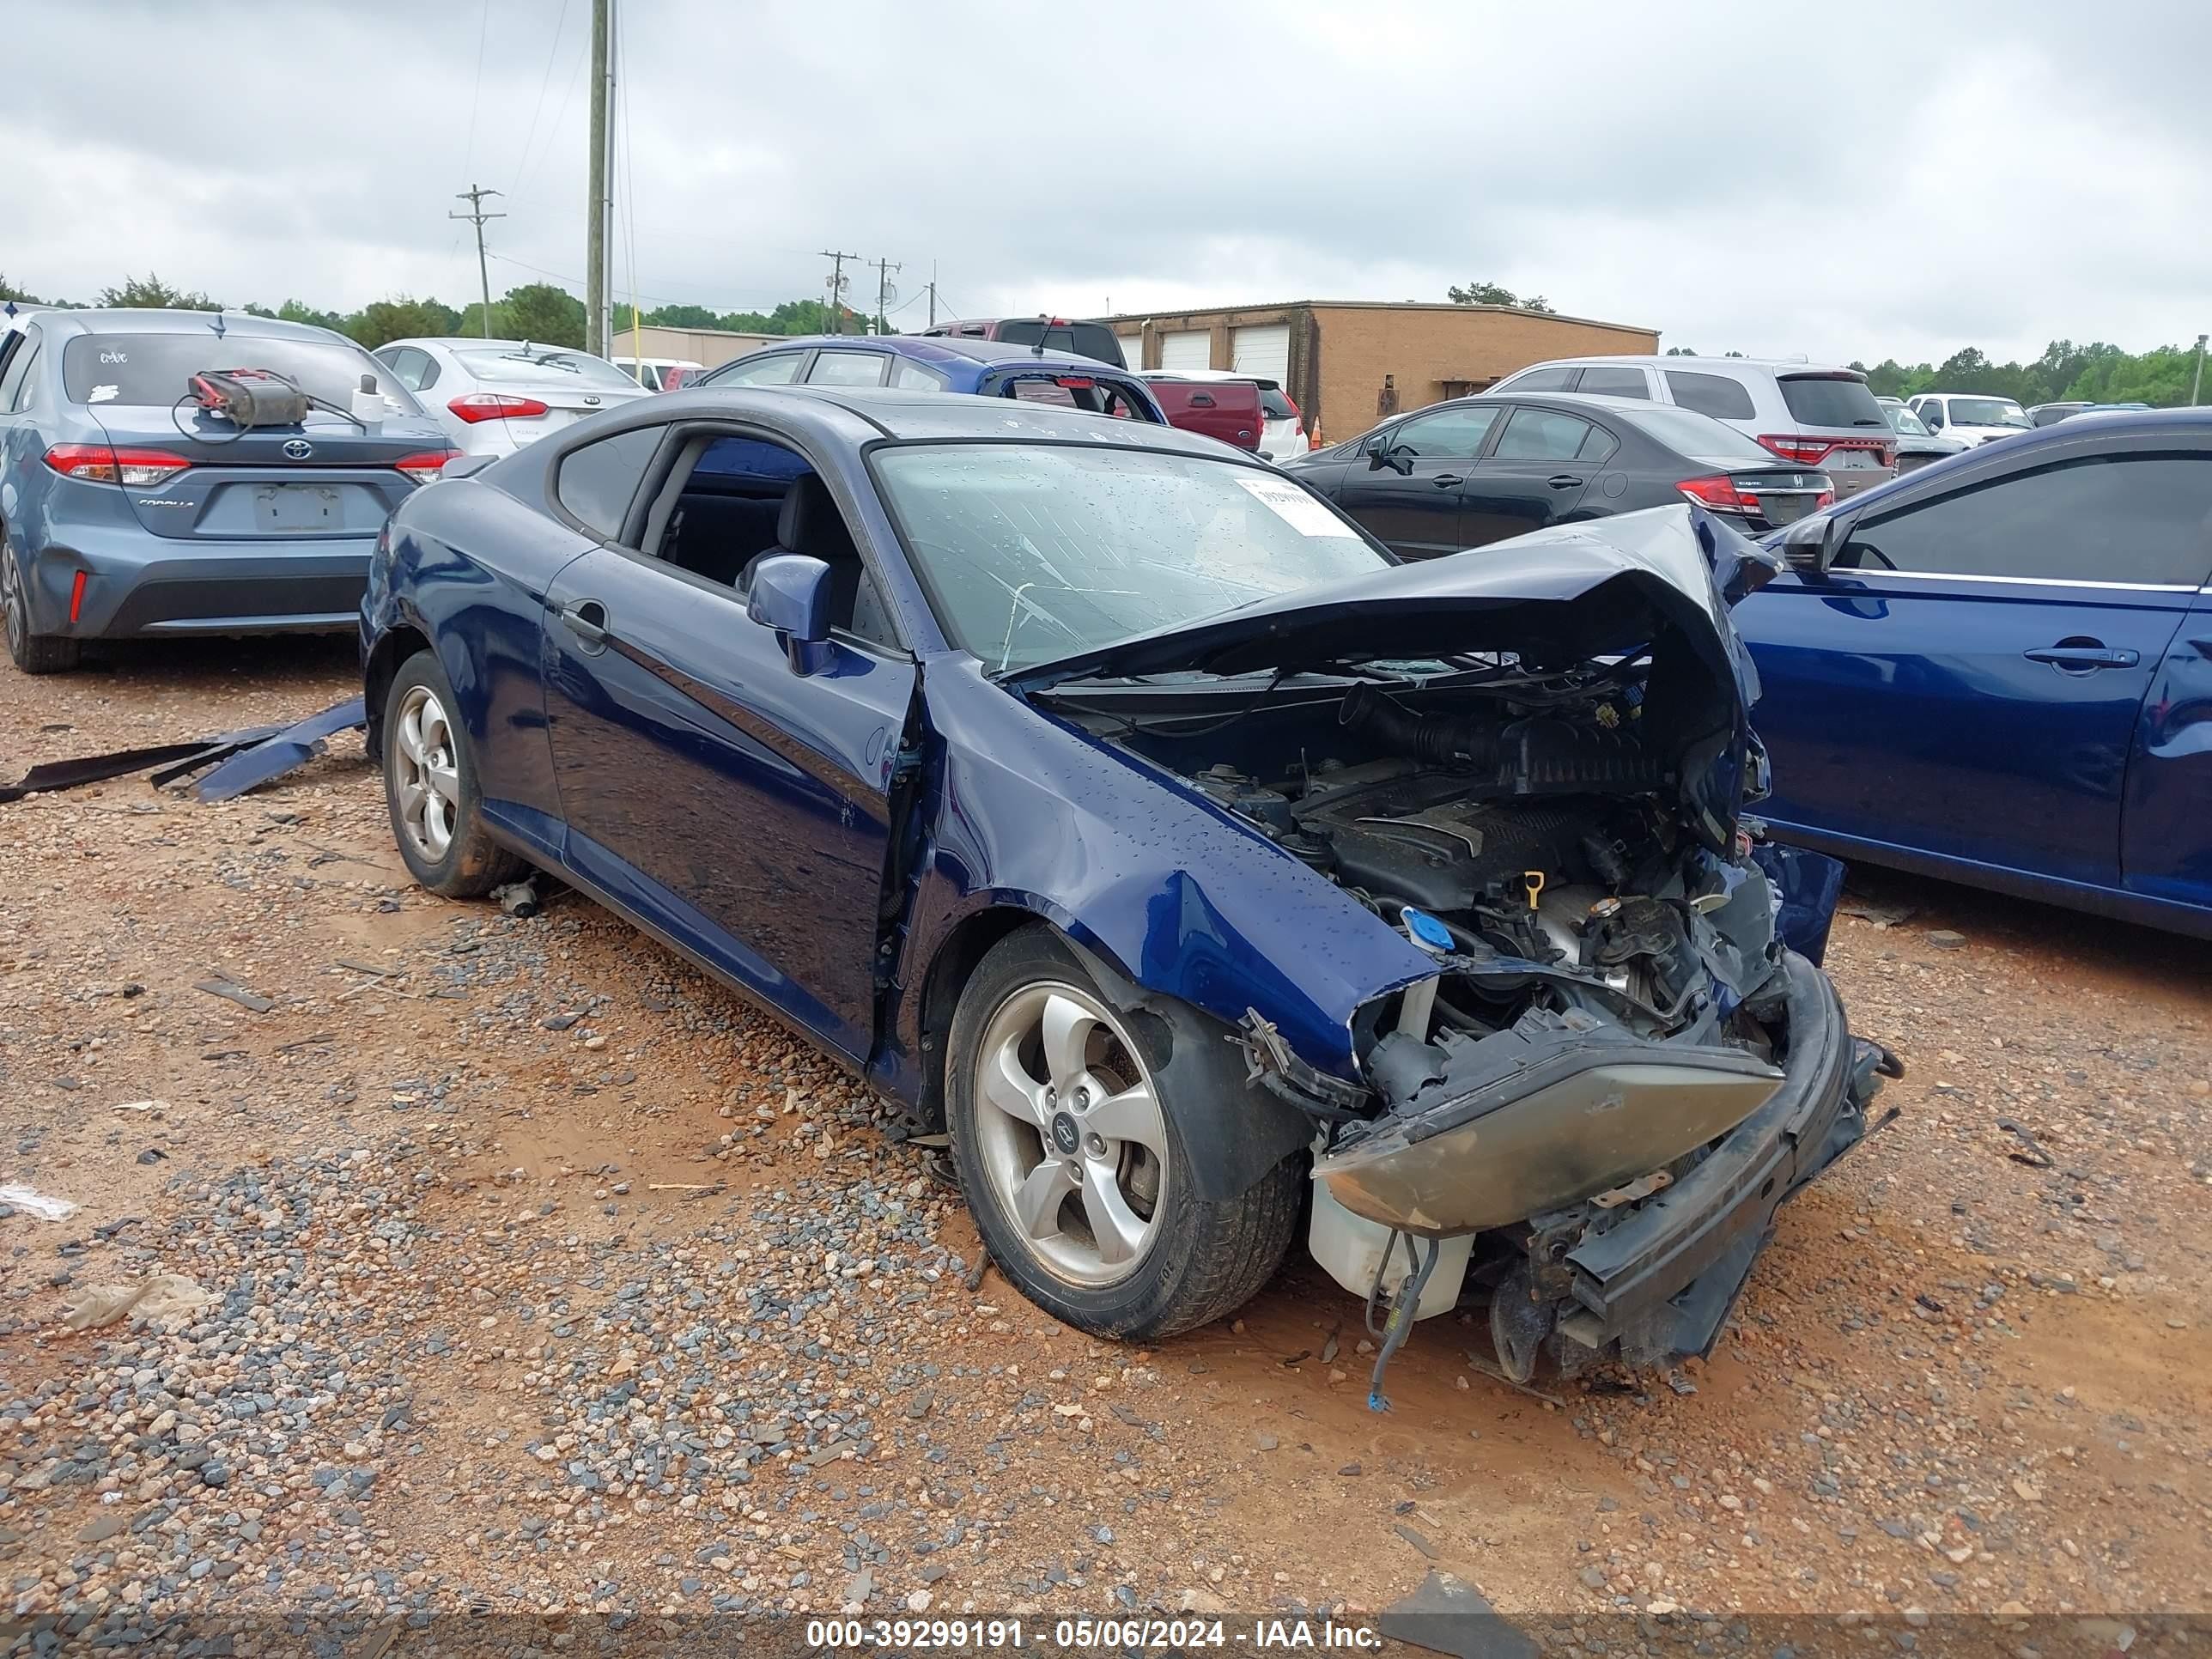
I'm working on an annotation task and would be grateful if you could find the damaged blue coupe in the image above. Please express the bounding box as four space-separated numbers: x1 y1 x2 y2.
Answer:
360 385 1897 1386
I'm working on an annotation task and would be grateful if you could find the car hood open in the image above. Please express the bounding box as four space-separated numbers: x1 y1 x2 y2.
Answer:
1012 506 1776 853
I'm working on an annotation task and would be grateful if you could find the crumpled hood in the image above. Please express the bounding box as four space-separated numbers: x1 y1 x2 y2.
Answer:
1015 505 1774 850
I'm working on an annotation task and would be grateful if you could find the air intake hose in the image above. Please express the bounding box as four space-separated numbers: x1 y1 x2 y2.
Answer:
1338 684 1498 767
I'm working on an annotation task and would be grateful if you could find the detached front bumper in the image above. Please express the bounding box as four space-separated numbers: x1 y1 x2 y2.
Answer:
1314 951 1897 1371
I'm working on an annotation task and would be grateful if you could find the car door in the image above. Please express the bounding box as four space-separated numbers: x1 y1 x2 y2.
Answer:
1739 441 2210 892
1331 404 1503 558
0 324 48 548
538 423 916 1064
1458 404 1606 546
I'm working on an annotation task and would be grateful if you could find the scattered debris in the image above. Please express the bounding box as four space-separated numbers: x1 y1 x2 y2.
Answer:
195 976 275 1013
492 878 541 918
1926 928 1968 950
964 1252 991 1292
1378 1569 1538 1659
1996 1116 2055 1168
1838 896 1916 930
112 1099 172 1115
191 697 367 803
1393 1522 1440 1560
61 1274 216 1333
0 1183 79 1221
1 723 282 805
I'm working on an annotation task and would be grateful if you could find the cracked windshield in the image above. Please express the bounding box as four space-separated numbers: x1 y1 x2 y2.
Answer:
872 444 1385 672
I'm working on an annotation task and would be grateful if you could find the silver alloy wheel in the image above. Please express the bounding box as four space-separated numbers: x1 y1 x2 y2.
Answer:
972 979 1170 1287
1 550 24 658
392 683 462 863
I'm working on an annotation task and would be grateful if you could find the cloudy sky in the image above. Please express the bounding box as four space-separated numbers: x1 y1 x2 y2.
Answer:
4 0 2206 367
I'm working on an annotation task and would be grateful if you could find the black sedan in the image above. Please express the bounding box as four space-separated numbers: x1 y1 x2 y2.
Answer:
1284 392 1832 559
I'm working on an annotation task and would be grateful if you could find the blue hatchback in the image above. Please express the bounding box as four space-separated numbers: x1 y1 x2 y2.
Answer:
692 333 1166 424
1736 410 2212 936
0 308 454 673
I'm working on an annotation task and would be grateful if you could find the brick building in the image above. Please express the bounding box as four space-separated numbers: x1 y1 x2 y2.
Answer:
1092 300 1658 444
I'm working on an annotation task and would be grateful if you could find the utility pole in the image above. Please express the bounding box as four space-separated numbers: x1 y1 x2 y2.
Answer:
450 185 505 337
872 257 901 336
585 0 610 356
927 261 938 327
818 250 857 335
2193 333 2207 406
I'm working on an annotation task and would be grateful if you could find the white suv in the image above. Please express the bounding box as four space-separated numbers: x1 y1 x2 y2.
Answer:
1905 392 2035 448
1489 355 1897 497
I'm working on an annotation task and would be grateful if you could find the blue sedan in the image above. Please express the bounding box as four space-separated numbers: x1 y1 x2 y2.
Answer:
691 332 1166 425
361 384 1890 1376
0 307 453 672
1737 410 2212 937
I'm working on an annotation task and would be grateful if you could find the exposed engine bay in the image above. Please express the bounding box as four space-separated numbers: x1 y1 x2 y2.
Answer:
1045 652 1893 1389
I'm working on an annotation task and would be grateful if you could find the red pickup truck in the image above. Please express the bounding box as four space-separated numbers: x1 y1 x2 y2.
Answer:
1136 374 1265 453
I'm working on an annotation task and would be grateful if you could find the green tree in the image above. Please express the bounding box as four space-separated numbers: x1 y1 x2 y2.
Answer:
350 296 462 349
274 299 352 334
644 302 720 330
100 272 221 310
0 273 38 304
1447 280 1554 313
501 283 586 347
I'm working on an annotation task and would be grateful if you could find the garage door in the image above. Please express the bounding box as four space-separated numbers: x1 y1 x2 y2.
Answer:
1232 323 1290 385
1116 333 1144 370
1158 330 1211 373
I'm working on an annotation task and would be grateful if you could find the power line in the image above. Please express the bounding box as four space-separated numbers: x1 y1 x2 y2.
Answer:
459 0 491 184
513 13 587 199
509 0 571 196
450 185 507 337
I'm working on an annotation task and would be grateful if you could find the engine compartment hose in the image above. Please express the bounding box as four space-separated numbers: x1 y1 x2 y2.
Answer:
1364 1232 1443 1413
1339 684 1498 769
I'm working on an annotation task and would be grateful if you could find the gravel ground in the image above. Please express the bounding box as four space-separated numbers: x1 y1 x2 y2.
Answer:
3 639 2208 1646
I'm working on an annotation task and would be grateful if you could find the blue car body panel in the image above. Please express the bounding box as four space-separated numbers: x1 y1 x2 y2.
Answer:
1738 410 2212 937
0 309 451 641
692 335 1170 427
362 387 1841 1129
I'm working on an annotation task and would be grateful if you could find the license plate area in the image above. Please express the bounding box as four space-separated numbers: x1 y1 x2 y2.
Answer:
254 483 343 532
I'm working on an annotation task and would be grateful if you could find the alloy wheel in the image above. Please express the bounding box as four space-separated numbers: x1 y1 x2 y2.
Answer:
392 684 462 863
971 980 1169 1287
1 551 24 659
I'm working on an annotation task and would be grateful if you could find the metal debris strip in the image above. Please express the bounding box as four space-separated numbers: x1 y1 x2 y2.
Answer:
194 977 274 1013
1377 1569 1539 1659
1997 1115 2057 1168
1 725 279 804
191 696 367 802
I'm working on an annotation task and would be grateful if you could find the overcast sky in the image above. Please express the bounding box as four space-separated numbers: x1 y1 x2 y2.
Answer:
4 1 2206 366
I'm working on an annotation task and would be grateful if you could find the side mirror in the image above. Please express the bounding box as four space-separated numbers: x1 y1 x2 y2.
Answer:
1364 434 1390 469
1780 513 1838 580
1922 407 1943 428
746 553 834 674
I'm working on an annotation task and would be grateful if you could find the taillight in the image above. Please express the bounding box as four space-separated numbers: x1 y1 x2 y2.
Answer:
394 451 459 481
1676 475 1756 514
447 392 550 423
1054 377 1095 390
44 444 192 487
1756 434 1833 465
1814 486 1836 509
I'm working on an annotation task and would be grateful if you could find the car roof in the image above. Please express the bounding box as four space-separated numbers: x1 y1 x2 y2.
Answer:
647 382 1250 457
1133 368 1276 386
1514 353 1865 379
734 334 1127 373
42 308 353 344
1915 390 2027 402
381 337 609 353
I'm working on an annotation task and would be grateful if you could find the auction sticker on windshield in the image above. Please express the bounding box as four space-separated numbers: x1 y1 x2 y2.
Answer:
1236 472 1358 538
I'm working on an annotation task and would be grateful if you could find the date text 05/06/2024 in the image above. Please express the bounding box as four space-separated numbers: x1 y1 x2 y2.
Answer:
802 1617 1384 1650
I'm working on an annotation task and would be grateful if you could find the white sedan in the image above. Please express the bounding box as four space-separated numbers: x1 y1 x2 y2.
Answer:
372 338 652 456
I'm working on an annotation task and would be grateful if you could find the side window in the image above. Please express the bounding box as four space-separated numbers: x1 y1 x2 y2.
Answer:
1390 404 1502 457
413 351 441 391
0 329 38 411
806 351 889 386
890 358 947 390
1577 367 1650 399
380 349 428 392
719 353 804 386
1838 456 2212 586
1506 367 1577 392
1492 406 1595 462
1665 370 1757 421
556 426 665 542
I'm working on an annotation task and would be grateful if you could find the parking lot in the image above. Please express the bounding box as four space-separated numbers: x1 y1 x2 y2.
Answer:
3 640 2207 1635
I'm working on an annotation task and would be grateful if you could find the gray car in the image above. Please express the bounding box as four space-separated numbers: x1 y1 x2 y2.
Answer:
1490 354 1899 497
0 309 453 672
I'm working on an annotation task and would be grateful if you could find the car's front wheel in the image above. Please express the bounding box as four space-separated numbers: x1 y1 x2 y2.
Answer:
1 540 82 674
947 926 1302 1340
381 649 524 897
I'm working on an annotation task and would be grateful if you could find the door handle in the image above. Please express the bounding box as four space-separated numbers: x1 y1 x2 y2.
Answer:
559 599 610 647
1547 474 1583 489
2024 643 2138 671
1430 473 1466 488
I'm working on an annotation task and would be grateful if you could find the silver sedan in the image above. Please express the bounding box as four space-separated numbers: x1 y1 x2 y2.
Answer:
371 337 651 457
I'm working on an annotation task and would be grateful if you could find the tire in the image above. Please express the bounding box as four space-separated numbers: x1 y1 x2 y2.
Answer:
381 649 524 897
946 925 1302 1340
1 539 82 674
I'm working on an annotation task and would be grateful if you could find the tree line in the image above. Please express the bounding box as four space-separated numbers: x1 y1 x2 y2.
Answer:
0 272 865 351
8 271 2202 404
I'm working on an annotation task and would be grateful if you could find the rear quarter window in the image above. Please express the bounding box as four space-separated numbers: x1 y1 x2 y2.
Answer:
1778 375 1887 430
556 426 664 542
1665 370 1758 421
